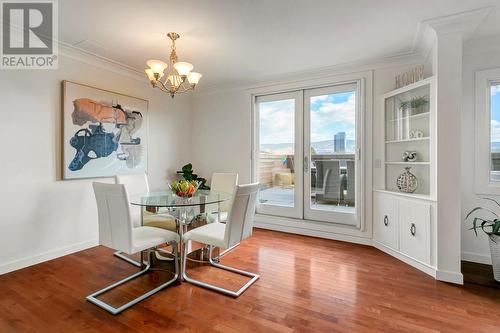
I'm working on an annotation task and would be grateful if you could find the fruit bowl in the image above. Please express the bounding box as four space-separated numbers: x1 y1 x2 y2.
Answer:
169 180 200 198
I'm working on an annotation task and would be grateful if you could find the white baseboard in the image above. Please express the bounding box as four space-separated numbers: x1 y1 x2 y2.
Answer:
254 214 373 246
436 269 464 285
462 251 492 265
372 240 437 279
0 239 99 275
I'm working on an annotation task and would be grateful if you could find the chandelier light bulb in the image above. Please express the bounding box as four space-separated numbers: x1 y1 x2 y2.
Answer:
173 62 194 76
187 72 202 85
146 59 168 75
145 68 156 81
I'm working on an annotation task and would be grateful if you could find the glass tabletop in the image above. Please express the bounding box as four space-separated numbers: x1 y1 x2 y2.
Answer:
130 190 232 208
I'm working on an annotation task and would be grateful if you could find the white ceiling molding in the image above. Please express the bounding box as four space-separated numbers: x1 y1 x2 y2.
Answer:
58 41 146 83
421 6 492 37
413 7 493 59
195 51 424 97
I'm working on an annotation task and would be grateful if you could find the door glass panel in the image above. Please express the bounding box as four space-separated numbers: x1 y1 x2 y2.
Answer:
258 98 295 207
491 83 500 181
309 91 356 214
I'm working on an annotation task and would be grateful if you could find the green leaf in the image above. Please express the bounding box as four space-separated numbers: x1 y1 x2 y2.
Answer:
182 163 193 173
481 197 500 209
465 206 498 220
493 220 500 234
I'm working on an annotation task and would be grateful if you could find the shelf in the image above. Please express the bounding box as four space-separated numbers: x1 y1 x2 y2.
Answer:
385 137 429 144
385 162 430 165
387 112 430 123
373 189 436 202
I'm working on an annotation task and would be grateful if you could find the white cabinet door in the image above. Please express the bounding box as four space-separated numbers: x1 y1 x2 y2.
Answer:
399 199 431 265
373 192 399 250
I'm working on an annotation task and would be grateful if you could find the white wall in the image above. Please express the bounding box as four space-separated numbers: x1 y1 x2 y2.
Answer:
0 51 192 274
191 90 252 183
461 36 500 264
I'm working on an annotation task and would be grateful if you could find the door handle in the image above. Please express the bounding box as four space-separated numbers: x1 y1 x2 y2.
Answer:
304 156 309 173
383 215 389 226
410 223 416 236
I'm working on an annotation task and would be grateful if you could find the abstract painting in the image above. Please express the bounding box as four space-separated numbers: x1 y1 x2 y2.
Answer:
62 81 148 179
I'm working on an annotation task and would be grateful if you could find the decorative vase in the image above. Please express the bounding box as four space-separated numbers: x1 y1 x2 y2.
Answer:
397 167 418 193
488 234 500 282
403 151 418 162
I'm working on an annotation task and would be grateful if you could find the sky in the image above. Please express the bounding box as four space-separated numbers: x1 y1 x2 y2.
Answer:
491 84 500 146
259 91 356 147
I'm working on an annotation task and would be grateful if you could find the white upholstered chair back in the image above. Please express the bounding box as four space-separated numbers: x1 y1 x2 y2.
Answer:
115 173 150 228
211 173 238 212
224 183 259 248
92 182 134 254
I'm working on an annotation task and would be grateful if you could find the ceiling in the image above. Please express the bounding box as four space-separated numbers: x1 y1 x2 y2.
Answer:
59 0 500 88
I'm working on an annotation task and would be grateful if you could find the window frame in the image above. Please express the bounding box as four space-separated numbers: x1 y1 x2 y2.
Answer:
475 68 500 194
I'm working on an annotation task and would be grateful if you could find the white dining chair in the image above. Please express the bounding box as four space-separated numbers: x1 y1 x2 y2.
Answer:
88 183 179 315
115 173 178 266
208 172 238 223
206 173 239 259
182 182 259 297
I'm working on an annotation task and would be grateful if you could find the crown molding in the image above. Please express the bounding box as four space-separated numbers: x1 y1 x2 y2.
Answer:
58 41 147 84
422 7 492 37
412 7 492 62
194 51 424 97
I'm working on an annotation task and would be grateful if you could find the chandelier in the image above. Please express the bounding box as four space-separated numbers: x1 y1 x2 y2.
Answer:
145 32 202 98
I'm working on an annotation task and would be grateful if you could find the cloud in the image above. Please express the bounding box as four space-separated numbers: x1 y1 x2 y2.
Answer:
258 92 357 145
492 84 500 96
310 93 356 142
492 120 500 142
310 94 330 103
259 99 295 144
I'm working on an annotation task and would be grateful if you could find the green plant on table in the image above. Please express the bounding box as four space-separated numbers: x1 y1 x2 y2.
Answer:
177 163 210 190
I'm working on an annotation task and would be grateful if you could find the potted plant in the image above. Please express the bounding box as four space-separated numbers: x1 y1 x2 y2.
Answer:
176 163 210 190
399 96 429 117
465 198 500 282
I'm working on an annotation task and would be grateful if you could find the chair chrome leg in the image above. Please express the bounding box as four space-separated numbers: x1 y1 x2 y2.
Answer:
212 243 240 262
113 250 142 267
87 244 179 315
182 242 259 297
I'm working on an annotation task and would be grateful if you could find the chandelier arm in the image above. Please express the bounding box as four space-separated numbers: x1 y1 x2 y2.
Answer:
157 79 171 92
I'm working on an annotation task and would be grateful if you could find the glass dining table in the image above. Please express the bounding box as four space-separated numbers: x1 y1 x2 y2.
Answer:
129 190 232 279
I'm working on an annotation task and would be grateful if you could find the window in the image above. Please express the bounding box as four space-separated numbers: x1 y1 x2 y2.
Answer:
491 82 500 181
475 68 500 194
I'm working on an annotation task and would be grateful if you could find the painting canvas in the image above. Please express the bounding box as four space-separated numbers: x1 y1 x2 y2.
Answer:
63 81 148 179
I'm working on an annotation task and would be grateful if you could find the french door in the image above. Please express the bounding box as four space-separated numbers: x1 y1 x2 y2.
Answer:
254 91 303 218
255 82 361 226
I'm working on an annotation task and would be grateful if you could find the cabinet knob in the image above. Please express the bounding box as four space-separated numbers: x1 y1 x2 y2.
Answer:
383 215 389 226
410 223 416 236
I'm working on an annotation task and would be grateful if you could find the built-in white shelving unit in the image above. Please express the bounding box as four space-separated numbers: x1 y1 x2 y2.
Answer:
382 77 436 198
373 76 437 280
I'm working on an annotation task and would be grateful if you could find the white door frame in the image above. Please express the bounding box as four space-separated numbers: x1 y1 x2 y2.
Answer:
303 82 362 226
250 71 371 234
254 91 303 218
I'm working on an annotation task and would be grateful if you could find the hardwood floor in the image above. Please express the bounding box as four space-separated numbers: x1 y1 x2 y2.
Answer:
462 260 500 289
1 229 500 333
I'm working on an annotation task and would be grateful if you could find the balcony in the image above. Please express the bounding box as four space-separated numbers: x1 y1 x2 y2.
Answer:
258 152 355 212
